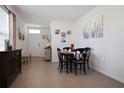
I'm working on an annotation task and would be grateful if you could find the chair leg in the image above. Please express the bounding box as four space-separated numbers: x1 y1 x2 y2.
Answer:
29 54 31 61
70 62 72 73
66 63 69 74
80 64 82 71
83 63 86 75
58 62 60 70
74 64 77 76
26 57 28 64
60 64 63 73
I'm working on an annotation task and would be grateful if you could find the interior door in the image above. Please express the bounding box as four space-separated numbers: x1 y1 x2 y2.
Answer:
29 33 42 57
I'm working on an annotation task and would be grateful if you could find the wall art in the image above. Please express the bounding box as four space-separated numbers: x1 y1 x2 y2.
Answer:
83 15 104 39
55 29 60 35
18 27 25 40
67 30 71 35
61 32 66 43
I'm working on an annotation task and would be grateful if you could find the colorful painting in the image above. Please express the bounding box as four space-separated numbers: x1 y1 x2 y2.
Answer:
61 32 66 43
83 15 104 39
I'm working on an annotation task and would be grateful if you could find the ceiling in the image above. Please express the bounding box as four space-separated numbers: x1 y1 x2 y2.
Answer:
11 5 96 27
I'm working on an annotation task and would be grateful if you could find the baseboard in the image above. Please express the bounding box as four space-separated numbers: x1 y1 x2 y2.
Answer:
94 68 124 84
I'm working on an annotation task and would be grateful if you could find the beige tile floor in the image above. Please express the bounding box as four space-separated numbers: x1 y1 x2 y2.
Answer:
10 57 124 88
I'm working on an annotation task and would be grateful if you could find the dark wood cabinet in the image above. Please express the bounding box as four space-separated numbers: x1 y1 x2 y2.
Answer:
0 49 21 88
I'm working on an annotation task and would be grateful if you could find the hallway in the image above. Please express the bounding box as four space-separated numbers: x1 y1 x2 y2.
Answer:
10 58 124 88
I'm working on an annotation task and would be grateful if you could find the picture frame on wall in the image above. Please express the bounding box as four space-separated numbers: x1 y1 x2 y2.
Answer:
82 15 104 39
55 29 60 35
18 27 25 41
67 30 71 35
61 32 66 43
18 27 21 40
22 35 25 40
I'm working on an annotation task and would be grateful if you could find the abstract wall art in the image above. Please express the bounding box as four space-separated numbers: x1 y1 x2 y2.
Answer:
83 15 104 39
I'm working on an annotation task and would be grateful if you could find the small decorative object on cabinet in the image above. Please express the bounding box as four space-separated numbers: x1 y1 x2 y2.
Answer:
44 35 51 61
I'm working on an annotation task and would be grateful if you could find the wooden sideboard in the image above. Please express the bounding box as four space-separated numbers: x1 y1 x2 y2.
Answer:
0 49 22 88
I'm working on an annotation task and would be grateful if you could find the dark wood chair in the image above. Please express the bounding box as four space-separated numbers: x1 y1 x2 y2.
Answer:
72 48 87 75
57 48 61 53
59 52 74 74
63 47 71 51
57 48 61 70
57 52 68 73
84 47 91 70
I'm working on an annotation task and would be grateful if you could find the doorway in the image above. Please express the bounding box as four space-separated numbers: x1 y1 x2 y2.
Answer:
28 27 49 57
28 29 42 57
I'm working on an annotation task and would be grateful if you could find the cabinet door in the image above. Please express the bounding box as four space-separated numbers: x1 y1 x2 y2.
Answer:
45 48 51 61
7 51 20 87
0 54 1 87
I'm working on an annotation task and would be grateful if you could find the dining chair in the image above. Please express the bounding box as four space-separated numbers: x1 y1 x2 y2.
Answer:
59 52 74 74
63 47 71 51
57 48 61 70
84 47 91 70
72 48 87 75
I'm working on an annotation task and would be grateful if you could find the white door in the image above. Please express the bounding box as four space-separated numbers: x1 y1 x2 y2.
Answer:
28 28 50 57
29 29 42 57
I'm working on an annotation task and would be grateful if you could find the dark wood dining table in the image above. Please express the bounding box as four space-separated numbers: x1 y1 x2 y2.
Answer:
60 51 74 55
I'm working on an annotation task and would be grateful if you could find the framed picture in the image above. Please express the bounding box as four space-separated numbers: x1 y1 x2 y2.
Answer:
82 15 104 39
18 27 21 40
61 32 66 43
55 29 60 35
18 27 25 41
42 35 46 39
67 30 71 35
22 34 25 40
18 30 21 40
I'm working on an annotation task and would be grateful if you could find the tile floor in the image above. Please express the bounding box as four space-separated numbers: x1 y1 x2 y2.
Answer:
10 57 124 88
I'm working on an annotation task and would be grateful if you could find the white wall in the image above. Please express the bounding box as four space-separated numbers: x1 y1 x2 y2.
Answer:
51 21 73 62
73 6 124 83
7 6 28 54
7 6 50 56
16 16 28 54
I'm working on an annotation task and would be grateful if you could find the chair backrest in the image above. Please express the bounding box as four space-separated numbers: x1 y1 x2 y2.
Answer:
60 52 74 62
84 47 91 61
63 47 71 51
85 47 91 51
57 48 63 63
74 48 86 61
58 52 63 63
57 48 61 53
